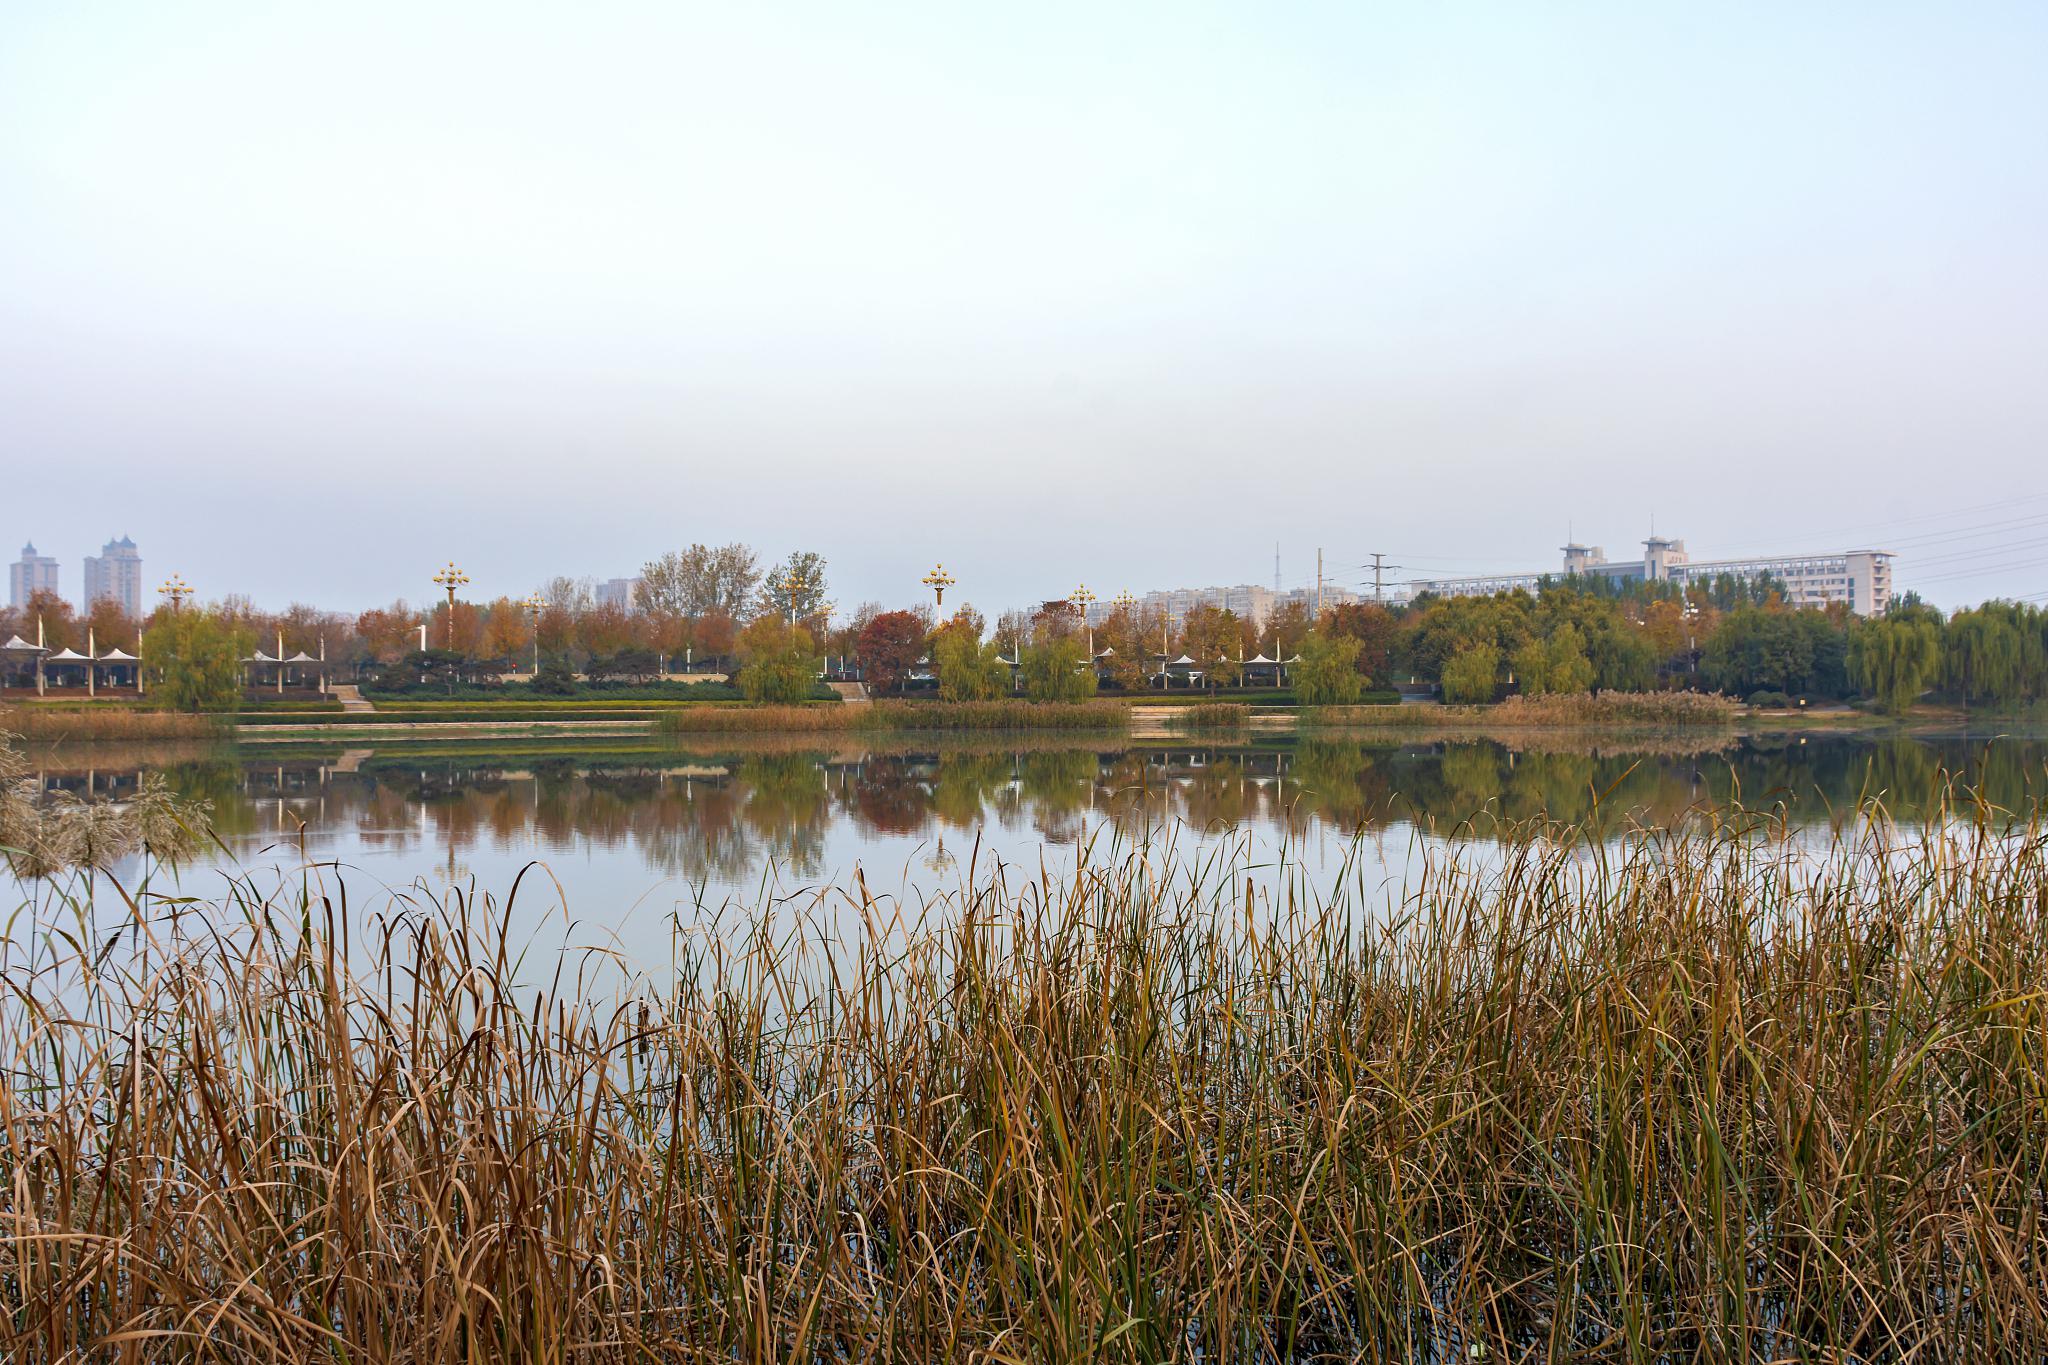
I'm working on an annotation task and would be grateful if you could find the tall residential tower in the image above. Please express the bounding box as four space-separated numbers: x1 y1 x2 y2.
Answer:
9 543 59 608
82 535 143 617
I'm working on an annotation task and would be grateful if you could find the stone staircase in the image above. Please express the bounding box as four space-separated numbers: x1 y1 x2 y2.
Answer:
829 681 870 704
330 684 375 713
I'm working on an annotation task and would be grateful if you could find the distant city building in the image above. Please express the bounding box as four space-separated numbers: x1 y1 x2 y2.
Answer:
9 542 59 608
82 535 144 617
1087 582 1359 630
1410 536 1896 616
596 576 642 610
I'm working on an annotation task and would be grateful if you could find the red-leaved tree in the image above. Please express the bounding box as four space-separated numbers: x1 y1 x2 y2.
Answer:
857 611 929 695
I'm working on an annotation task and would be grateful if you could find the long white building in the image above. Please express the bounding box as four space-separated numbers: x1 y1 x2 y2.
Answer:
1086 582 1360 630
1411 536 1895 616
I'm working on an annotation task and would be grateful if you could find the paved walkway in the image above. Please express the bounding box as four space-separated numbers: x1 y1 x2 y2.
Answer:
830 682 871 704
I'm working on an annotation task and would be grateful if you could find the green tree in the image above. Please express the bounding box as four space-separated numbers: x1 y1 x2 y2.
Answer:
142 609 251 713
758 552 830 626
735 619 821 704
1514 622 1594 696
1440 643 1501 704
1848 614 1941 715
1021 635 1095 702
932 626 1010 701
1290 631 1364 706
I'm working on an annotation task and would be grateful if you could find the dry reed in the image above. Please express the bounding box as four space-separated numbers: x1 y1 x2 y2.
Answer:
4 790 2045 1361
660 699 1130 733
1309 690 1743 729
0 706 220 742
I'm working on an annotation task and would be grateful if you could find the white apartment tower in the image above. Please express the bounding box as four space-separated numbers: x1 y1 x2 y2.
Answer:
82 535 143 617
9 542 59 607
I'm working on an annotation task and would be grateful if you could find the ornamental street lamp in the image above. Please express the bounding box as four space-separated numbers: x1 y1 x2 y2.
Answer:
431 562 470 649
522 593 544 676
778 565 819 627
157 575 193 611
1071 584 1097 656
921 563 956 610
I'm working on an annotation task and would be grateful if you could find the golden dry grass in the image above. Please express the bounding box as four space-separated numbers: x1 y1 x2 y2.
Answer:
4 791 2045 1360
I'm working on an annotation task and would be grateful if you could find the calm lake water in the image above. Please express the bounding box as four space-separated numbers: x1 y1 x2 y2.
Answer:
20 730 2048 965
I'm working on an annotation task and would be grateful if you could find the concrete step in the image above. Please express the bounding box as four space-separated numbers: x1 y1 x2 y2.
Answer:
329 684 376 713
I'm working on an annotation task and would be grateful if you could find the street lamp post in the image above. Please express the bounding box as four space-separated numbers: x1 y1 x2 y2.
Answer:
156 575 193 611
522 593 544 676
921 563 956 612
431 562 470 650
1071 584 1097 657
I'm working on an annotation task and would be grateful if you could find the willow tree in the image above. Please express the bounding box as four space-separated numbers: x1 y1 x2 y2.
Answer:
141 609 252 713
1941 603 2044 705
1848 614 1941 715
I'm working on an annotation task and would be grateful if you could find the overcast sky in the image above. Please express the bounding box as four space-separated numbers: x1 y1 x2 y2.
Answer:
4 1 2045 614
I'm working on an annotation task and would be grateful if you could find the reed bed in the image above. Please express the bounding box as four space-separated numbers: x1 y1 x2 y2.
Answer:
1165 701 1252 732
4 794 2047 1361
1309 690 1743 729
0 705 220 741
659 699 1131 733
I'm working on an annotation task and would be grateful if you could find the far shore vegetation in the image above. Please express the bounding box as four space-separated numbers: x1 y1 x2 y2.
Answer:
9 539 2047 728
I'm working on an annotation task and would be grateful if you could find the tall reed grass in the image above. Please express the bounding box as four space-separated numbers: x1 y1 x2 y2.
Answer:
0 705 220 741
1166 700 1252 731
1309 690 1742 729
660 698 1130 732
4 791 2045 1360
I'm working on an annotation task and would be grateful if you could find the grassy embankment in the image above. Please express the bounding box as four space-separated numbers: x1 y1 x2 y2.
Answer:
659 699 1131 732
6 788 2044 1359
1305 690 1743 729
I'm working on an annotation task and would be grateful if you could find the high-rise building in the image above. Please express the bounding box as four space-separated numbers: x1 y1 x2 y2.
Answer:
9 542 59 608
596 576 642 610
82 535 143 617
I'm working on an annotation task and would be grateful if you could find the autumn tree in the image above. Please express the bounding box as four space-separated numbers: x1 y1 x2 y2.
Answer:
82 597 137 652
355 602 420 665
1180 606 1243 688
1321 602 1399 679
20 590 77 653
481 598 532 661
857 611 928 695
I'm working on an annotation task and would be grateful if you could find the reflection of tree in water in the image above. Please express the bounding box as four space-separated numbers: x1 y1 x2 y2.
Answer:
63 733 2048 895
737 755 829 878
845 756 930 838
1017 750 1098 844
930 752 1013 829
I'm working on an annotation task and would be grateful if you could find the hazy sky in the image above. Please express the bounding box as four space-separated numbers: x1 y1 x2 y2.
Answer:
5 1 2045 614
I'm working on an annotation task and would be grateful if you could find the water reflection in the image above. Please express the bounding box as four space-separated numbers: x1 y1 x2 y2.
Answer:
22 733 2047 899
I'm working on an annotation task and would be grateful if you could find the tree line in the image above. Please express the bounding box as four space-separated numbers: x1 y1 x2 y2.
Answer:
13 548 2043 715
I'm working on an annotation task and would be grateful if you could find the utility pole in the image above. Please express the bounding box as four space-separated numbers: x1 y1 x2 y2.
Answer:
1315 548 1323 618
1368 552 1403 605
